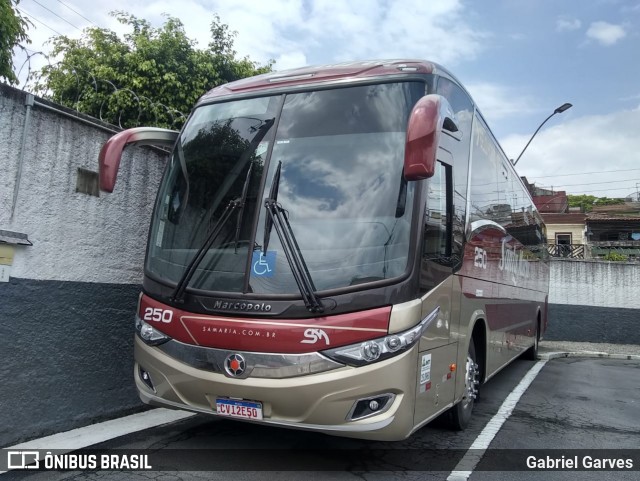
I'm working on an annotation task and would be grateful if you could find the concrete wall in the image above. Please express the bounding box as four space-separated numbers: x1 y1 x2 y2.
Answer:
545 259 640 344
0 84 168 446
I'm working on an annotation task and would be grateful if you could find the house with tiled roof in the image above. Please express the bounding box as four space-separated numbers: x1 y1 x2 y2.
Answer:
522 175 640 260
541 212 588 258
586 202 640 259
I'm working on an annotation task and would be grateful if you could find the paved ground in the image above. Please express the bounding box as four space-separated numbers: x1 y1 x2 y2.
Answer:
539 340 640 357
4 352 639 481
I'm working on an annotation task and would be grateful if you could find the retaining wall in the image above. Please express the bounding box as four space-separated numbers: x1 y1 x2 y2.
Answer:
0 84 167 446
545 259 640 344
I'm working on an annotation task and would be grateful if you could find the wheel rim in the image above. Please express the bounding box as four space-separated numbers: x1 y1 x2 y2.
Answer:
461 355 479 409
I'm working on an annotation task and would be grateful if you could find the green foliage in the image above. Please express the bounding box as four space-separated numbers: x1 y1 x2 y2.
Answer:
601 251 628 262
567 194 624 212
34 12 273 129
0 0 31 85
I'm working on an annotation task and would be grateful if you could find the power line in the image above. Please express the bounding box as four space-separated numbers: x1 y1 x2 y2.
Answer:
537 178 640 188
54 0 98 27
528 167 640 179
30 0 83 31
17 7 64 36
562 186 640 194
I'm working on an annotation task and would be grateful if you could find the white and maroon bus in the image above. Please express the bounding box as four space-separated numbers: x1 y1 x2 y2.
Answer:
99 60 549 441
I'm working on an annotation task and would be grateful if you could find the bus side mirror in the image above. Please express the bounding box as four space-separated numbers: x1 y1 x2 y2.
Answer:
404 95 458 181
99 127 179 193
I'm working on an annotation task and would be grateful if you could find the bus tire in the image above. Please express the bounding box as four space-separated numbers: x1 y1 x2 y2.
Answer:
523 321 540 361
449 340 479 431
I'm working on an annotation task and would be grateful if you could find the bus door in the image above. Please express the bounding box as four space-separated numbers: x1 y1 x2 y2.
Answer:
414 149 461 425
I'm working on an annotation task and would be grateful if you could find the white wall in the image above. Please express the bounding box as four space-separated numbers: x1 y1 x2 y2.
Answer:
549 259 640 309
1 84 168 284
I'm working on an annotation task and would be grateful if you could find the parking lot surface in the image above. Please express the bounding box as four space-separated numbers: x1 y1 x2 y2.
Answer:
3 355 639 481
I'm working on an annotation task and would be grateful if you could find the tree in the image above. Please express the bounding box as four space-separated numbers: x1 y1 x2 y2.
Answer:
0 0 31 85
35 12 272 129
567 194 624 212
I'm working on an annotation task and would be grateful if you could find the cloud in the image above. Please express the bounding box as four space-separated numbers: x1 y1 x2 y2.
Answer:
586 21 626 46
466 82 538 124
501 109 640 198
14 0 490 85
275 52 308 71
556 18 581 32
203 0 488 69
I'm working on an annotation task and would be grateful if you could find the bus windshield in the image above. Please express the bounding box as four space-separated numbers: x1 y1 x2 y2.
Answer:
147 81 425 295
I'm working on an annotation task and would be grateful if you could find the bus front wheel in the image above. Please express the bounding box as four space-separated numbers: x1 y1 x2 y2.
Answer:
449 340 479 430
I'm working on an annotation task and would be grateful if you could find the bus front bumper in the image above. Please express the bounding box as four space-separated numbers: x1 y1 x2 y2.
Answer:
134 335 419 441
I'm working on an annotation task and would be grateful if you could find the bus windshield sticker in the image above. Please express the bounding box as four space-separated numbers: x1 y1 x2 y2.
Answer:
155 221 164 248
252 250 276 277
256 141 269 157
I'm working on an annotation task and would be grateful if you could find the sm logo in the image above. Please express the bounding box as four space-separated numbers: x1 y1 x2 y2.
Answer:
300 328 330 345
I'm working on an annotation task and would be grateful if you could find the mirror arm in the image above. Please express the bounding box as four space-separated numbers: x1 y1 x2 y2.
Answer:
99 127 179 193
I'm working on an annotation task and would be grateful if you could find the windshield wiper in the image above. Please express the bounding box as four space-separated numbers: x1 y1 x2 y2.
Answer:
263 161 324 313
170 198 240 304
170 118 275 304
233 160 254 253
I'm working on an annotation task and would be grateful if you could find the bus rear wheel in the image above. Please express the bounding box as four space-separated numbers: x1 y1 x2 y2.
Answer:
449 340 479 430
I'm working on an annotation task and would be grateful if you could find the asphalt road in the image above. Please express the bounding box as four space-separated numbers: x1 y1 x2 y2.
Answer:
4 357 639 481
469 357 640 481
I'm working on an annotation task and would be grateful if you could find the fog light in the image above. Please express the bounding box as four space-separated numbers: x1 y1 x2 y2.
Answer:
138 366 155 392
347 394 395 421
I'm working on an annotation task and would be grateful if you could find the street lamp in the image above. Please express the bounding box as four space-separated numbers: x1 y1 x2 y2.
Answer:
512 103 572 166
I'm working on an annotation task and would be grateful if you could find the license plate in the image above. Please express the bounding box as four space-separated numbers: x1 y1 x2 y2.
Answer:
216 398 263 420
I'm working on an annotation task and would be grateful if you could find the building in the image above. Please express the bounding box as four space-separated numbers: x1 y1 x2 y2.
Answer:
587 202 640 260
541 213 588 258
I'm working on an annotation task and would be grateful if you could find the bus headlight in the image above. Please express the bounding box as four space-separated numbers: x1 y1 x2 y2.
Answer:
322 307 440 367
135 315 171 346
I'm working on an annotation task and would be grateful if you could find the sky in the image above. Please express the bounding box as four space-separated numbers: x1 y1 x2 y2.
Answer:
11 0 640 200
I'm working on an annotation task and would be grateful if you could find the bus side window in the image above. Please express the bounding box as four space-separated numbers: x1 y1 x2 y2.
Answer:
423 161 453 265
436 77 472 268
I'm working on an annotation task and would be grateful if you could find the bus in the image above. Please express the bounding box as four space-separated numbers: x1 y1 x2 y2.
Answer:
99 59 549 441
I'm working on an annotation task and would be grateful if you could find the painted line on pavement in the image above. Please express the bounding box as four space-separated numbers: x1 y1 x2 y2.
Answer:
446 360 548 481
1 409 196 474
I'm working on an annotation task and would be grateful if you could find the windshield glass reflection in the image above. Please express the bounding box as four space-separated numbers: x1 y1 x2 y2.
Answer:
146 82 425 296
251 82 424 293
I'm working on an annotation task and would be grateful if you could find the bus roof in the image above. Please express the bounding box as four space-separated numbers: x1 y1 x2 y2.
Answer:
198 59 443 103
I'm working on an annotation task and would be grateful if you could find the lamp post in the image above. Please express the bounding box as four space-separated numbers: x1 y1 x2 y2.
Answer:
512 103 572 166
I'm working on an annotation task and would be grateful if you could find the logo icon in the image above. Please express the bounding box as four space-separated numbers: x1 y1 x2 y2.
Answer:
251 251 276 277
7 451 39 469
300 328 330 345
224 353 246 377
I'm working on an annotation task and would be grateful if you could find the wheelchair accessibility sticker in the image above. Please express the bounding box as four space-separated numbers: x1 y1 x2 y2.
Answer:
252 251 276 277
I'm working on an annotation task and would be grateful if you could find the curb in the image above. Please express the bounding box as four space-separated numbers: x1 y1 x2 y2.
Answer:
538 351 640 361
